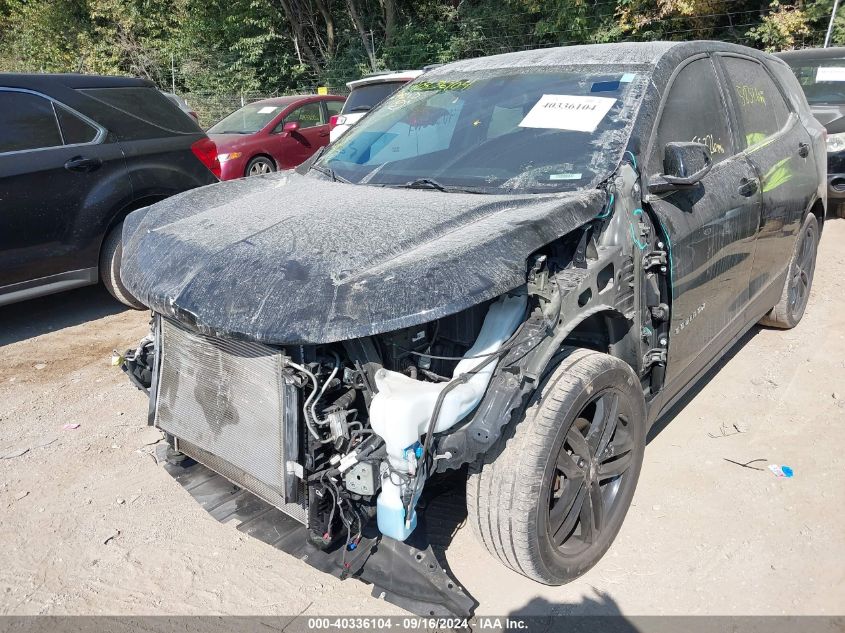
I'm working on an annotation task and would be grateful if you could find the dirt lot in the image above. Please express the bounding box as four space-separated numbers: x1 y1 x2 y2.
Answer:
1 220 844 618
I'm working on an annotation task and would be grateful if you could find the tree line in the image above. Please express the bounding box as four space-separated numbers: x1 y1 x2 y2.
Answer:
1 0 843 97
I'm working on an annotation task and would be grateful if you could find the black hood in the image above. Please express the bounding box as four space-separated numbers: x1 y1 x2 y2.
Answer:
121 171 604 344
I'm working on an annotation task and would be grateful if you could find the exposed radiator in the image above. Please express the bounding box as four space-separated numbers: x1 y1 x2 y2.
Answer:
153 317 306 524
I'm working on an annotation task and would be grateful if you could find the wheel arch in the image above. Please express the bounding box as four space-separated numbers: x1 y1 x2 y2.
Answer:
97 196 166 270
561 309 640 370
807 196 825 234
245 153 278 175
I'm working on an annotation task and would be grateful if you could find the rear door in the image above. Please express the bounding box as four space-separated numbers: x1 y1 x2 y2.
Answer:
645 56 762 386
715 54 819 313
0 88 130 292
274 101 328 168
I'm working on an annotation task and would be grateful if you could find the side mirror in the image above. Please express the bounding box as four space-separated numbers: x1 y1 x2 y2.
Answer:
648 142 712 193
283 121 300 133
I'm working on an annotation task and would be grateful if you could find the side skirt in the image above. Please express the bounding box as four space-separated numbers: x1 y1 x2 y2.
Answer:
0 267 97 307
646 274 783 427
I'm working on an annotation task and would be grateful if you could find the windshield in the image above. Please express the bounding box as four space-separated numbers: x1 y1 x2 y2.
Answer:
208 102 284 134
785 58 845 105
342 81 408 114
318 68 648 194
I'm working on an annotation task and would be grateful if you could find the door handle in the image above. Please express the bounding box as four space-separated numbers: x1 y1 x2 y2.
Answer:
737 177 758 197
798 142 810 158
318 131 330 137
64 156 103 173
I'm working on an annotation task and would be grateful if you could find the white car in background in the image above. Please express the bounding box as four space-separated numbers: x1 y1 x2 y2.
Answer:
329 70 423 142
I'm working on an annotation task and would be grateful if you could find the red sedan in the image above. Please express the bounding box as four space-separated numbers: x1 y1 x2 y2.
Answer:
208 94 345 180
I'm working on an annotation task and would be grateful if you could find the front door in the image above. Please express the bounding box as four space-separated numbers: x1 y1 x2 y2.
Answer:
645 56 762 386
275 101 330 168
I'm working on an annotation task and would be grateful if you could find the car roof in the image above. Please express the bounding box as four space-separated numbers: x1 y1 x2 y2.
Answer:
346 71 424 90
775 47 845 62
425 41 774 74
0 72 155 90
250 94 343 107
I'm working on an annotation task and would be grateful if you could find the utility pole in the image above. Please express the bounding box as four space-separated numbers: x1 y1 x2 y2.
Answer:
171 53 176 93
825 0 841 47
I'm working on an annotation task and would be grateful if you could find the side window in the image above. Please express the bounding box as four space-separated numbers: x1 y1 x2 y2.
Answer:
721 57 791 149
55 105 99 145
80 87 198 133
325 100 343 117
653 58 734 169
285 103 323 129
0 91 63 153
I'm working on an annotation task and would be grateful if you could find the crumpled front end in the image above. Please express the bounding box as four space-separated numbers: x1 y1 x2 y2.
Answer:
121 289 545 616
117 170 613 615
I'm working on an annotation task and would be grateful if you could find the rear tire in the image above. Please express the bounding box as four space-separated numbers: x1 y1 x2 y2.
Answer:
759 213 819 329
466 348 646 585
100 222 146 310
245 156 275 177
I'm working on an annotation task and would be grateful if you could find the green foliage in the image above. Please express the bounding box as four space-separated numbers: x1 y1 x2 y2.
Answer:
1 0 842 105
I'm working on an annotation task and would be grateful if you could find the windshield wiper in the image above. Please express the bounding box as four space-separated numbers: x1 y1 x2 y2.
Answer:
310 161 351 184
396 178 487 194
405 178 447 191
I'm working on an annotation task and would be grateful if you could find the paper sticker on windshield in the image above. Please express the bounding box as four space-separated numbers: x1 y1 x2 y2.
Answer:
816 67 845 82
518 95 616 133
258 106 279 114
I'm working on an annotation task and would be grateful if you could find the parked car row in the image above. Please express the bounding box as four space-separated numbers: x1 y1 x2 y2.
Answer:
0 67 426 309
208 70 423 179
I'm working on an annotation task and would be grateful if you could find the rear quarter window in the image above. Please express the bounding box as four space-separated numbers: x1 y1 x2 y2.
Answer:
342 82 406 114
55 105 99 144
79 87 199 134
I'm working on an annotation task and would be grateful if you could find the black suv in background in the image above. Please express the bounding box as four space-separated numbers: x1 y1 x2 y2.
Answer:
0 74 220 308
777 47 845 218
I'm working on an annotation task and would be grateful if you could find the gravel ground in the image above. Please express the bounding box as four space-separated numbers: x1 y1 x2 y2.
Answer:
1 219 843 617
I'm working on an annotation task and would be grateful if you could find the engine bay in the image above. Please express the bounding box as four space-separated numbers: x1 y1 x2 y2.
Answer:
122 292 530 558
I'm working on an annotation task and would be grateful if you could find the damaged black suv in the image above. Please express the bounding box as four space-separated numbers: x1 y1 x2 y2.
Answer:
119 41 824 616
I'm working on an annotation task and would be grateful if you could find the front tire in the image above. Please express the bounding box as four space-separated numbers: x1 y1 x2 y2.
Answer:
759 212 819 329
467 348 646 584
245 156 275 177
100 222 146 310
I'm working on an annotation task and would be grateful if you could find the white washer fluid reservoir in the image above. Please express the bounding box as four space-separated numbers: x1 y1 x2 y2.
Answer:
369 292 527 541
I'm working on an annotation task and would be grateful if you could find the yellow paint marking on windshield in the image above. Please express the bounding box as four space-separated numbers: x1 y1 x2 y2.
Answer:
409 80 473 92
